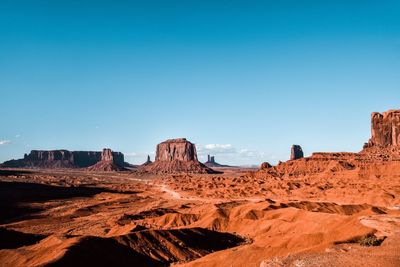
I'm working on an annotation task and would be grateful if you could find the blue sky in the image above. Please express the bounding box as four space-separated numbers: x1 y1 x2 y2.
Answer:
0 0 399 165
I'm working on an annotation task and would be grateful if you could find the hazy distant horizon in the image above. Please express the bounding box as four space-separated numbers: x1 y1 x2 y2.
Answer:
1 1 399 165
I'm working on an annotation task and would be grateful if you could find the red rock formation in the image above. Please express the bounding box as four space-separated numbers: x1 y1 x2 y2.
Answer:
142 155 152 166
141 138 218 174
260 162 272 170
204 155 232 168
290 145 304 160
1 149 128 169
87 149 128 172
256 109 400 178
366 109 400 147
155 138 198 162
101 149 114 161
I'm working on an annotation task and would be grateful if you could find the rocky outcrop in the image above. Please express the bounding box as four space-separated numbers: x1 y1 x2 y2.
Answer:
365 110 400 147
141 138 218 174
101 149 113 161
142 155 152 166
204 155 232 168
290 145 304 160
1 149 128 169
155 138 198 162
260 162 272 170
87 149 128 172
257 110 400 177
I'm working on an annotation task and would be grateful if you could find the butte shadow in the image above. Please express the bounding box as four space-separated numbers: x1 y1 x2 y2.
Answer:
0 181 136 224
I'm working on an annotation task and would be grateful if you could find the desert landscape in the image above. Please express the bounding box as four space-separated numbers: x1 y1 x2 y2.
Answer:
1 109 399 267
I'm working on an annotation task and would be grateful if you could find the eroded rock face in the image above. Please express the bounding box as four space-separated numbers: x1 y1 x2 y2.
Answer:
291 145 304 160
99 148 124 163
367 110 400 147
155 138 198 162
101 149 113 162
141 138 218 174
87 148 128 172
2 149 126 169
260 162 272 170
25 150 74 162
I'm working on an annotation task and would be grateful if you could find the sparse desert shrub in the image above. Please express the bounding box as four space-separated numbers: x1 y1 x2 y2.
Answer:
334 233 386 246
359 234 385 247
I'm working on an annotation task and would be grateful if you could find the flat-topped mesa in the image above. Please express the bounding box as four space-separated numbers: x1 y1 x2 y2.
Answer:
366 109 400 147
290 145 304 160
1 149 127 169
141 138 218 174
155 138 198 162
25 150 74 161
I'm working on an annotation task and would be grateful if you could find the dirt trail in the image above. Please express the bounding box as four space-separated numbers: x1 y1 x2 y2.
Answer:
155 182 264 203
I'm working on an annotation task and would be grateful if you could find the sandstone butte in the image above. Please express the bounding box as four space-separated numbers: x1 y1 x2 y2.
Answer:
87 148 128 172
290 145 304 160
366 109 400 147
140 138 218 174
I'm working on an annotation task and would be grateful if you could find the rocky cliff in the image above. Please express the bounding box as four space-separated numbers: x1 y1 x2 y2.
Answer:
87 149 128 171
366 109 400 147
258 109 400 177
141 138 218 174
1 149 127 169
155 138 198 162
290 145 304 160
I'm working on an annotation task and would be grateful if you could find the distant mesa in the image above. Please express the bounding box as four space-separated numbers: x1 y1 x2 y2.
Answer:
1 149 130 169
290 145 304 160
140 138 219 174
87 148 129 172
204 155 232 168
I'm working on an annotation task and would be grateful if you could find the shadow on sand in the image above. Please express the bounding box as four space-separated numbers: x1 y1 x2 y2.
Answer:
0 181 134 224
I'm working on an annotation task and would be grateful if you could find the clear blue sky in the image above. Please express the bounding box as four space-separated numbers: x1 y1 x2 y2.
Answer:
0 0 399 165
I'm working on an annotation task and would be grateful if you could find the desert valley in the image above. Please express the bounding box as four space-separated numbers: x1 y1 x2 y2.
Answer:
0 109 399 267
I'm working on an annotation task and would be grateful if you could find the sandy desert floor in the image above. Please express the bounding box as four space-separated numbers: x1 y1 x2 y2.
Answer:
0 166 399 267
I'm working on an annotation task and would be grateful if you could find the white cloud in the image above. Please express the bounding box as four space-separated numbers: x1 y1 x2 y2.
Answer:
197 143 273 165
0 140 11 145
197 144 236 155
204 144 233 150
239 149 262 157
15 134 21 138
